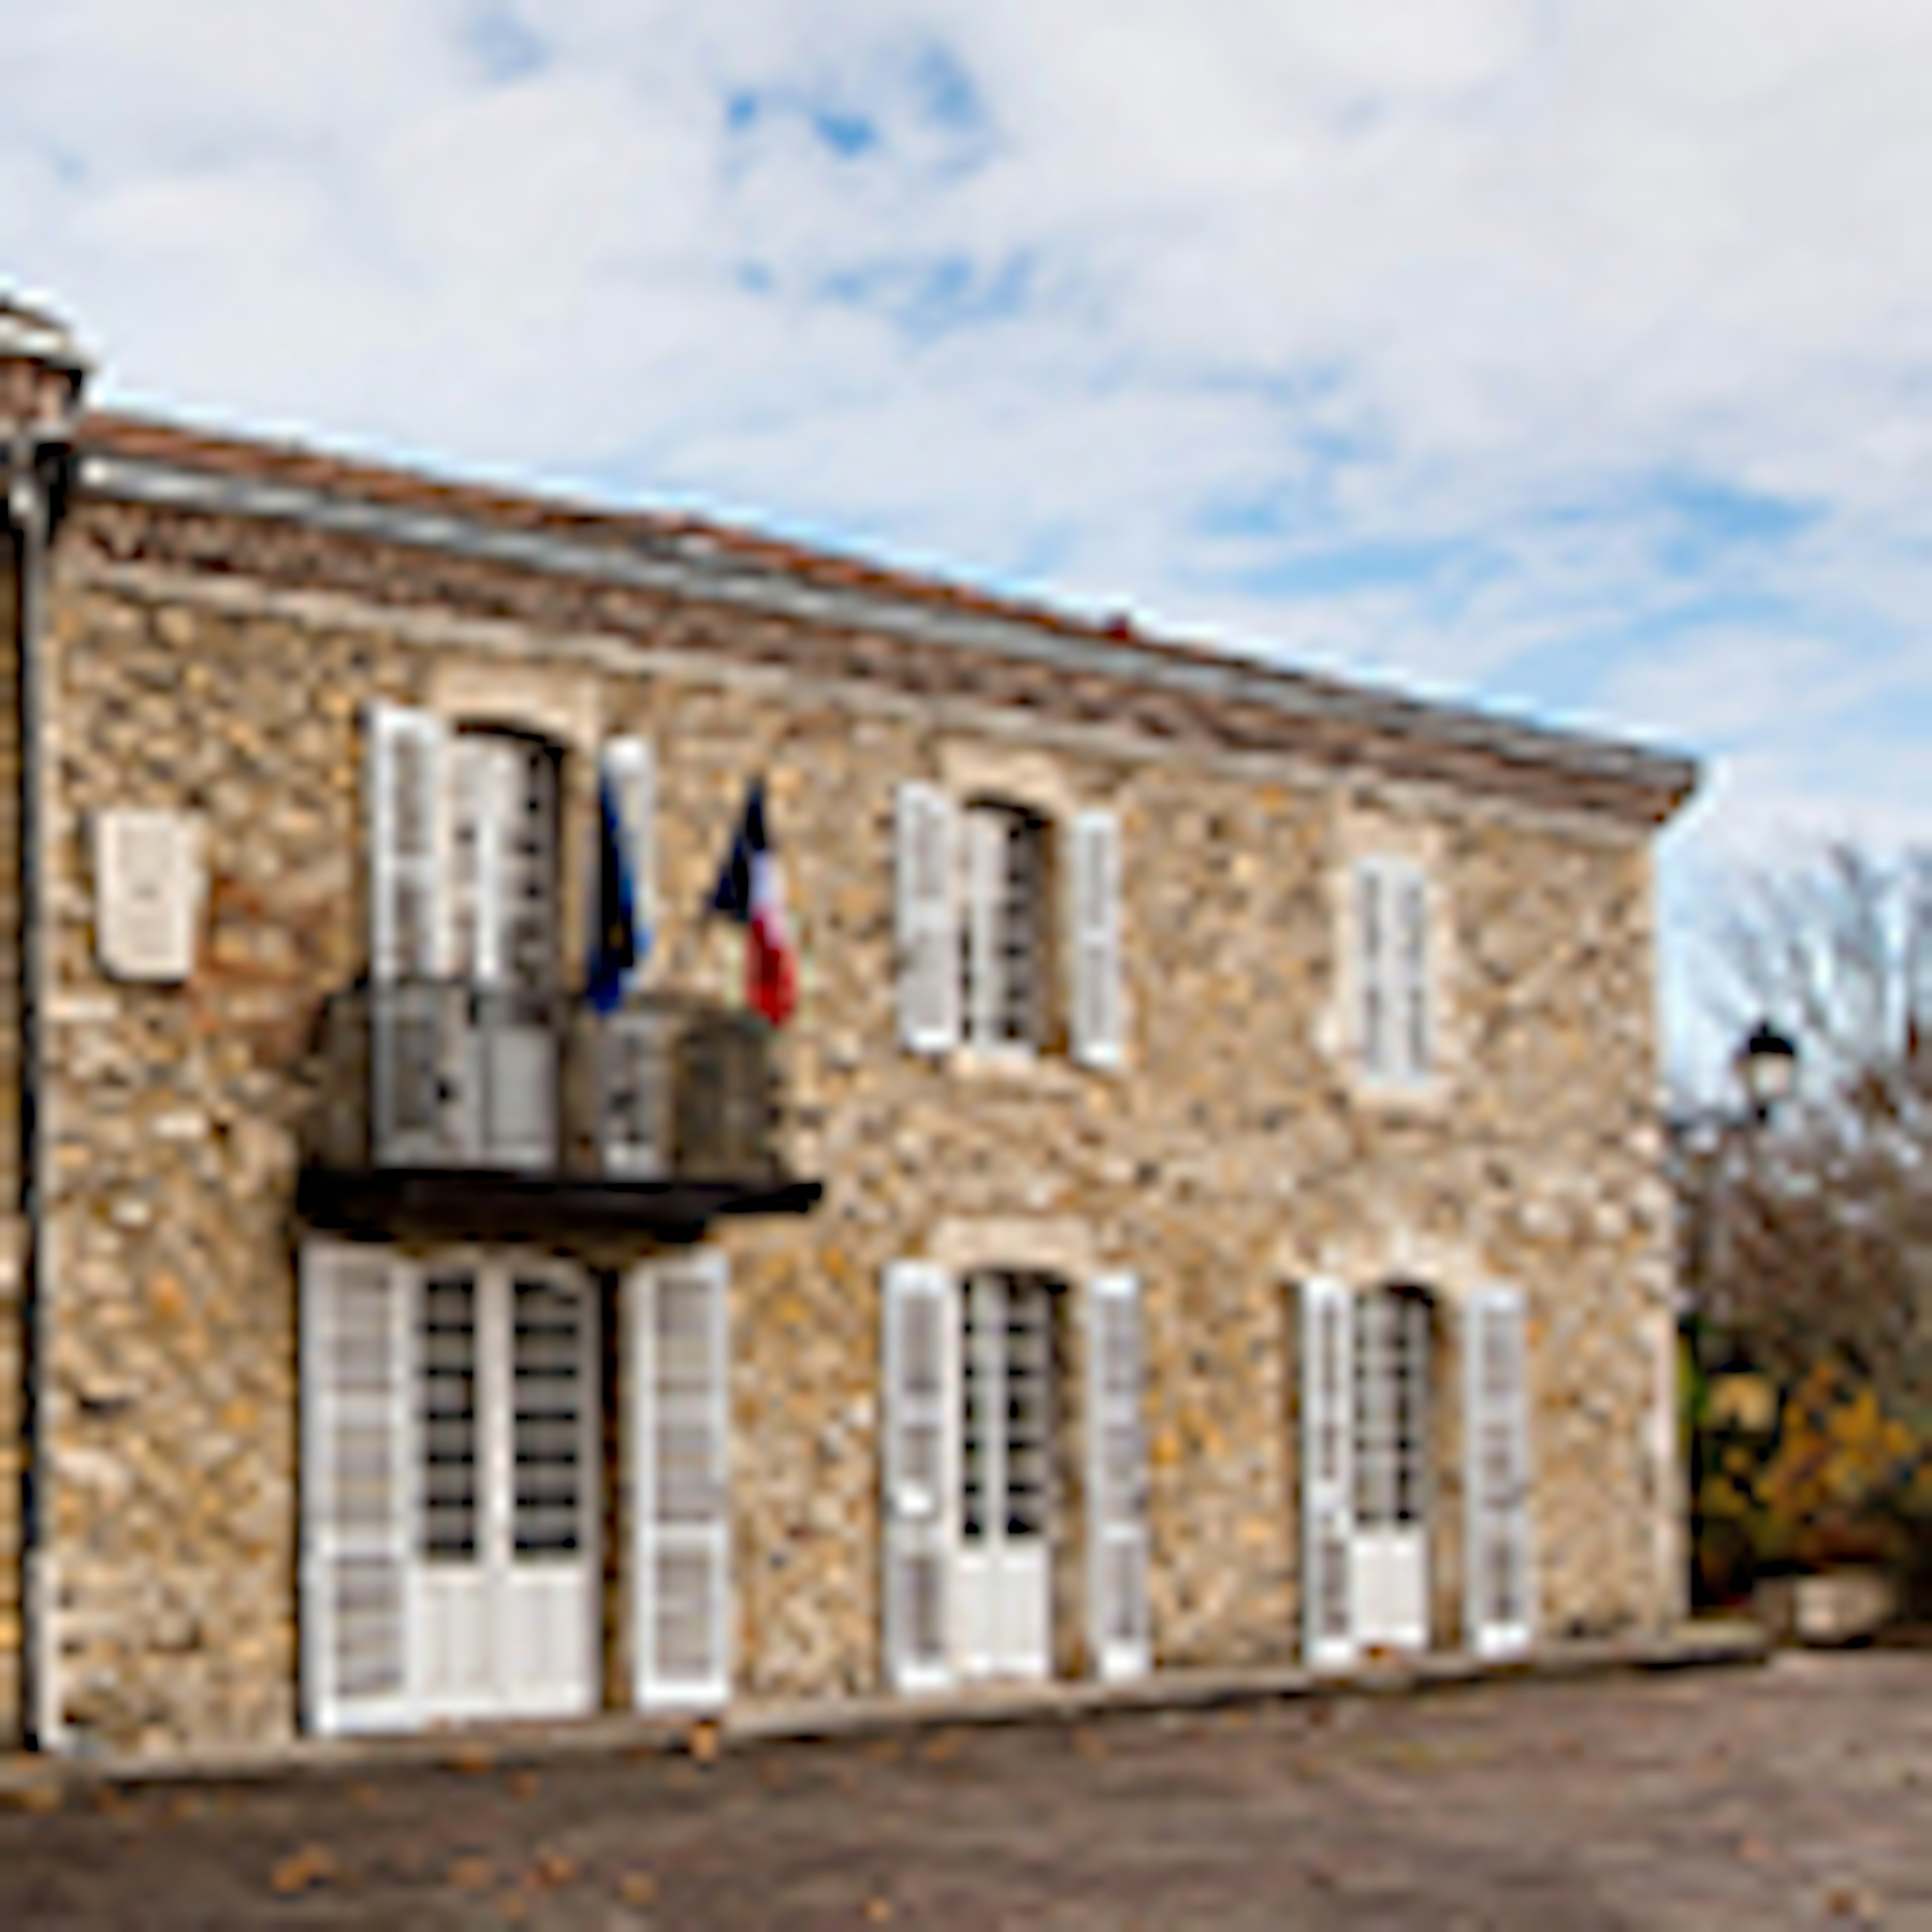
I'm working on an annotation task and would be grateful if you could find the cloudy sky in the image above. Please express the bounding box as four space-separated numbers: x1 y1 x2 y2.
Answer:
4 1 1928 1080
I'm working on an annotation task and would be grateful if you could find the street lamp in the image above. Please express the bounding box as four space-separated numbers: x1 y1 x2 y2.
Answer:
1679 1018 1802 1608
1734 1018 1800 1125
1671 1016 1803 1344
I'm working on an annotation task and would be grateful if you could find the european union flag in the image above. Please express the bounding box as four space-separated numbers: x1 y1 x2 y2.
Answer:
587 767 642 1014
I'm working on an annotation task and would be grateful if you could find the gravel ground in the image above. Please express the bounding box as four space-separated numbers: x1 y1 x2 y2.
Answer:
0 1649 1925 1928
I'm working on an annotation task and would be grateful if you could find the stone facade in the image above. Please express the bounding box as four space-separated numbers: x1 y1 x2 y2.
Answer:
0 541 19 1745
0 376 1692 1759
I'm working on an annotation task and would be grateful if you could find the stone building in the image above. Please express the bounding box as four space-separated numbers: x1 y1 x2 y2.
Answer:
0 300 1695 1760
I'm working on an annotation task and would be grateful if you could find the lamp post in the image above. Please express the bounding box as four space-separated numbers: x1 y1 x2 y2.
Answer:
1675 1019 1801 1608
1675 1017 1802 1345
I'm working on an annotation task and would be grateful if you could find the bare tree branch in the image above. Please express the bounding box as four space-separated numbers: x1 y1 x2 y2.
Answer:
1685 838 1932 1413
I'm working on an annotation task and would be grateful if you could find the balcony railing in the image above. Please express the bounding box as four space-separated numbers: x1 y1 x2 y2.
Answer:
306 980 784 1185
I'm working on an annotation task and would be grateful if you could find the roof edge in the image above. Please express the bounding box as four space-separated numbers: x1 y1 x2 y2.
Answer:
0 301 91 376
72 413 1700 822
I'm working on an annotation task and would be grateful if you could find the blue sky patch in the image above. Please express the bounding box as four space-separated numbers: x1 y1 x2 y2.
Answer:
722 88 878 160
1198 504 1491 617
812 107 881 159
819 251 1035 340
462 4 547 85
1842 675 1932 746
1251 539 1464 597
1649 472 1822 574
906 41 989 137
721 40 989 174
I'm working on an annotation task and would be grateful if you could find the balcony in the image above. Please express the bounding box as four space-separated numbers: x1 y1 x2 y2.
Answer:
297 980 822 1248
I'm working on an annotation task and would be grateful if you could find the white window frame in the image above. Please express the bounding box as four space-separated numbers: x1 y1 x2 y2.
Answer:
368 708 672 1169
895 782 1123 1071
883 1259 1147 1692
301 1241 601 1738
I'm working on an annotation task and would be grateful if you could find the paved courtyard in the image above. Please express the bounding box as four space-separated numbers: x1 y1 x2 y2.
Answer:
0 1649 1924 1928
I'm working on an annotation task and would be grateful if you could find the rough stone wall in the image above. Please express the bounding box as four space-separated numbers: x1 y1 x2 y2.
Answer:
36 562 1680 1754
0 540 20 1744
39 585 372 1753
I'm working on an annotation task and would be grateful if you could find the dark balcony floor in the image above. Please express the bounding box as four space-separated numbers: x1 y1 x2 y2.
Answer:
296 1164 824 1250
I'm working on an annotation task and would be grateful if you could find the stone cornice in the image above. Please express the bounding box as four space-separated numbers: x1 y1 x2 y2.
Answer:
61 560 1658 849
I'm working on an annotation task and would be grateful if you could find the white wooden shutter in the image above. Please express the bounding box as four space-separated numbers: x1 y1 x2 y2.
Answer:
601 735 657 972
1393 865 1431 1081
301 1241 417 1737
1466 1284 1535 1658
1071 808 1124 1070
882 1261 957 1691
1301 1277 1358 1671
368 702 447 982
630 1252 732 1710
896 784 958 1054
368 703 453 1162
1088 1271 1150 1680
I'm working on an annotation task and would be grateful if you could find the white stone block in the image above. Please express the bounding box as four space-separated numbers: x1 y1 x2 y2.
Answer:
94 809 204 983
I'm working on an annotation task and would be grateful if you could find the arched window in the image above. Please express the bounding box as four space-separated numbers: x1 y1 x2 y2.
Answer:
448 726 561 995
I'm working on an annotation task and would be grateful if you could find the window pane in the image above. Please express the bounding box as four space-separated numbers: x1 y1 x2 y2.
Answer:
419 1274 478 1561
962 804 1046 1049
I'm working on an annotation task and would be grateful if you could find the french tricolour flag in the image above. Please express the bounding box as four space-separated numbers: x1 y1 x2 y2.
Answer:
708 780 797 1026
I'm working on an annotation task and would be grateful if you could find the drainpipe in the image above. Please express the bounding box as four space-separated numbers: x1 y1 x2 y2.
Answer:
3 299 88 1754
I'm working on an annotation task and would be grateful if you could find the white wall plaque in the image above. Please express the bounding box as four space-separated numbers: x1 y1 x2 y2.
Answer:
95 809 204 983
